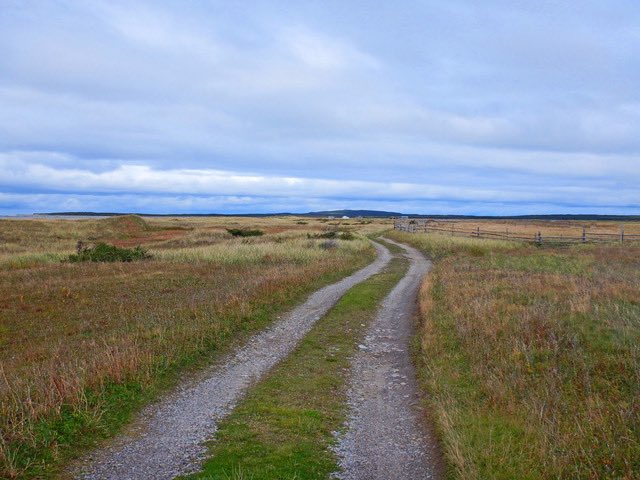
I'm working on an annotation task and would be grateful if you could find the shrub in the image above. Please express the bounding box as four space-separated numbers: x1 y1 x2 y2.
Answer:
319 239 338 249
307 231 355 241
67 243 151 262
226 228 264 237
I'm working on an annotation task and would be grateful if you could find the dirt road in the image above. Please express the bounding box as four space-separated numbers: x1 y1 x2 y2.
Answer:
333 238 441 479
74 243 392 480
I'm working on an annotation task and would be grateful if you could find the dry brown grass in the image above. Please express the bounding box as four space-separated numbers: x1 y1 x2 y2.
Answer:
0 215 386 478
389 230 640 479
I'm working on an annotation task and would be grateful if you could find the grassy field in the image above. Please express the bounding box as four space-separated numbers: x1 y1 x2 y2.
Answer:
4 214 637 479
0 215 388 478
388 228 640 479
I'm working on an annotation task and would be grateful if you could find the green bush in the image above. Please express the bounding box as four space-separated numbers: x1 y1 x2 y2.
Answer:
316 231 338 239
226 228 264 237
307 231 355 241
68 243 151 263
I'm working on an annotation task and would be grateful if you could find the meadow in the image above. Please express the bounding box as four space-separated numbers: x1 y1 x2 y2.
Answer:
0 215 388 478
388 226 640 479
3 214 638 479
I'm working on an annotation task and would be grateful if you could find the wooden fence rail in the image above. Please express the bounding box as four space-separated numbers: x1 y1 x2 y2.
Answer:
394 220 640 245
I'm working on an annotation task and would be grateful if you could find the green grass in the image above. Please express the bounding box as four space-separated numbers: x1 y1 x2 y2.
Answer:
184 247 408 480
481 252 593 276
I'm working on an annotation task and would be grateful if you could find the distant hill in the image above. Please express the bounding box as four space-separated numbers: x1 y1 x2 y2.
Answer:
304 209 403 217
37 210 640 221
404 214 640 221
37 210 404 218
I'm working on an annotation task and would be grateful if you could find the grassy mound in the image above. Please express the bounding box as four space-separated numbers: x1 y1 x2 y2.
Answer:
96 215 152 239
101 214 150 230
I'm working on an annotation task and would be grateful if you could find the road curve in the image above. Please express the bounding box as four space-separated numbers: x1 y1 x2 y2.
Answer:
74 242 392 480
333 238 441 480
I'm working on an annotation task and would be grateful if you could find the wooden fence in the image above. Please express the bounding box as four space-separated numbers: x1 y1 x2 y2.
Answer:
394 220 640 245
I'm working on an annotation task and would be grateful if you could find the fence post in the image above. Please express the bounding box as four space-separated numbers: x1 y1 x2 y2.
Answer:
620 225 625 244
506 228 509 239
582 227 586 243
476 226 480 238
537 231 542 245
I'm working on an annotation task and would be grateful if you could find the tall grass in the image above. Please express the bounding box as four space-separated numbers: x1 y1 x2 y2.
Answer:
154 237 370 265
388 230 519 258
0 252 67 269
393 231 640 479
0 220 374 478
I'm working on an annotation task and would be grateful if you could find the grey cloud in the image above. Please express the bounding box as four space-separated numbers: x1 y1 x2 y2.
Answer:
0 0 639 214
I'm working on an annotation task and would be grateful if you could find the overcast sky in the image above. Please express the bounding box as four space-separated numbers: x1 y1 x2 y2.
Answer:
1 0 639 215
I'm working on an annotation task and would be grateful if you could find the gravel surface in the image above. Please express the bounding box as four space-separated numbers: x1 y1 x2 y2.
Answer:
73 243 391 480
333 238 441 480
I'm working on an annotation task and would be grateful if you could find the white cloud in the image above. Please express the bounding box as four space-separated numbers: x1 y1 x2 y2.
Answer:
282 27 379 70
0 0 639 214
2 155 637 209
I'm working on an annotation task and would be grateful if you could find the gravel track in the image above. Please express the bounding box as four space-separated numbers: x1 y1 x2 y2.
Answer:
73 243 391 480
333 238 441 480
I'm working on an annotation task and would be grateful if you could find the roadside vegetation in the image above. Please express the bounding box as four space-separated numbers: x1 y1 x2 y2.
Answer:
67 243 151 262
184 244 407 479
388 229 640 479
0 215 388 478
226 228 264 237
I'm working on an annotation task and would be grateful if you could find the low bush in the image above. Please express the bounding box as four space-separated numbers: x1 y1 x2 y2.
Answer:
226 228 264 237
67 243 151 263
307 231 355 240
338 231 355 240
319 239 338 249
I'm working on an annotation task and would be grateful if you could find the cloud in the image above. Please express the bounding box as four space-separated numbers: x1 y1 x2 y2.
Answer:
2 155 637 213
282 27 379 70
0 0 639 215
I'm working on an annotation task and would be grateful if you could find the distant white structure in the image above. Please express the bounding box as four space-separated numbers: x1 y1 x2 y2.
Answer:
342 215 350 219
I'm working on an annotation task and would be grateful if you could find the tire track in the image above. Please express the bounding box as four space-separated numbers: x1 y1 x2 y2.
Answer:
73 242 391 480
333 238 441 480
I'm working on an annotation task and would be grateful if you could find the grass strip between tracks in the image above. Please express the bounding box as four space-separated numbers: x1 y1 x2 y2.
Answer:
184 243 408 480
